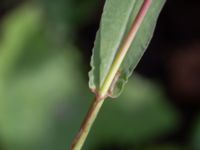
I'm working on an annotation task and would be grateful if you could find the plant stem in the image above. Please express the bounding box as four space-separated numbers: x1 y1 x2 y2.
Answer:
70 0 152 149
70 97 104 150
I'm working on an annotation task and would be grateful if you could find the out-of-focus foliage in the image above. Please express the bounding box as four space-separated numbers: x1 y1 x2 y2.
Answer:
142 145 183 150
0 1 198 150
37 0 99 40
190 115 200 150
0 4 85 150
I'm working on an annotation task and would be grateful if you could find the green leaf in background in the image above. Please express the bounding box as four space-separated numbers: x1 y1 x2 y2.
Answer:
38 0 98 39
0 4 42 78
89 0 166 97
0 4 85 150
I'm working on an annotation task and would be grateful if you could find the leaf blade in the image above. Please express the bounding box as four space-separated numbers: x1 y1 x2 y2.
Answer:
89 0 166 97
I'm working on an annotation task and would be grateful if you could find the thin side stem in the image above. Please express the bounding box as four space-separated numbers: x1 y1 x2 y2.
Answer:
70 0 152 149
70 97 104 150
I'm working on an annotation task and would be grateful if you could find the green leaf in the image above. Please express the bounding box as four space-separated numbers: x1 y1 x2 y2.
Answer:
89 0 166 97
0 4 84 150
0 4 42 78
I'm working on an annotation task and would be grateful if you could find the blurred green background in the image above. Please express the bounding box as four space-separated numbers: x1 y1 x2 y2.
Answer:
0 0 200 150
